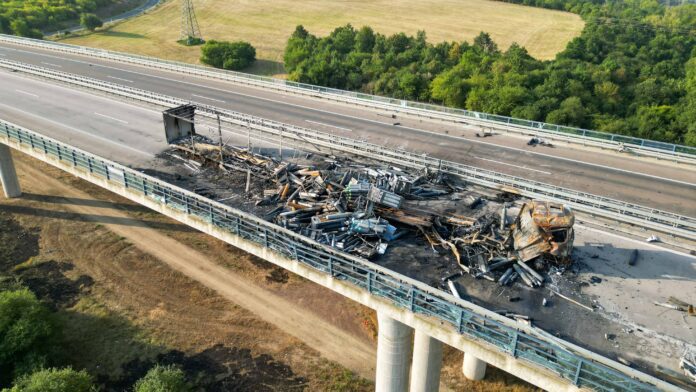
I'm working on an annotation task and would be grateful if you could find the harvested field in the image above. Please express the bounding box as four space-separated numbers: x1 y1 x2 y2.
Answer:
58 0 583 75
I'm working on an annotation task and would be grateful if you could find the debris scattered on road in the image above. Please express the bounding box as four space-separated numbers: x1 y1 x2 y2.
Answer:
527 137 553 147
166 130 577 291
654 297 696 315
681 349 696 382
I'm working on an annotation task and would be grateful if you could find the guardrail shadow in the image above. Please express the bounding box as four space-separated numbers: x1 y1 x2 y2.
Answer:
1 204 194 232
574 243 696 282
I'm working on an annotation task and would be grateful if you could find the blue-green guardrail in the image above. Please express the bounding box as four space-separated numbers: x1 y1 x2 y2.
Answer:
0 119 663 392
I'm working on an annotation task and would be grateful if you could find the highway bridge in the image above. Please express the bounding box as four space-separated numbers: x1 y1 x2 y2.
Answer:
0 36 695 392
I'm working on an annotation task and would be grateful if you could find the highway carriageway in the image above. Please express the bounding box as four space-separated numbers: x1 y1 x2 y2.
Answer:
0 69 694 388
0 41 694 218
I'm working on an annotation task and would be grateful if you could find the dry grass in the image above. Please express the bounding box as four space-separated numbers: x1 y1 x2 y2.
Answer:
57 0 583 76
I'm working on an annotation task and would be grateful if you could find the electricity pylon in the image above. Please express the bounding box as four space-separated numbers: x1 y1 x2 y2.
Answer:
180 0 202 45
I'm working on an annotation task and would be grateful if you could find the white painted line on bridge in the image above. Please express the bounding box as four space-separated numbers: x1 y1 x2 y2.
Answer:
107 75 134 83
0 102 153 157
94 112 129 124
192 94 226 103
41 61 62 68
15 89 38 98
306 120 352 132
5 45 694 187
473 155 551 175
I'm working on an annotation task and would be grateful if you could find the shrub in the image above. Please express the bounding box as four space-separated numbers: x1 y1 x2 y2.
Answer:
0 289 55 384
80 13 102 31
5 367 94 392
200 40 256 71
133 365 189 392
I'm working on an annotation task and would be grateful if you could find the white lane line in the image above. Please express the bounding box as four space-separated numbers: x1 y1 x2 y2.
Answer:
94 112 129 124
577 224 696 260
107 75 134 83
0 102 153 157
5 45 694 187
306 120 352 132
41 61 62 68
473 155 551 175
192 93 226 103
15 89 39 98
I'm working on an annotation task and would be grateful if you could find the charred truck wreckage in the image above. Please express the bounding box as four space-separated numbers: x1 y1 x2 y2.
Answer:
162 104 576 292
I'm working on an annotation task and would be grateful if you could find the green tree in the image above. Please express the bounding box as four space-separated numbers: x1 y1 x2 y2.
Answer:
9 19 41 38
0 289 55 385
134 365 189 392
79 13 102 31
545 96 588 127
473 32 499 54
4 368 94 392
200 40 256 70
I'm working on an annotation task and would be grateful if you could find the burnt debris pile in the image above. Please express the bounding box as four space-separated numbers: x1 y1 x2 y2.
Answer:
169 136 576 289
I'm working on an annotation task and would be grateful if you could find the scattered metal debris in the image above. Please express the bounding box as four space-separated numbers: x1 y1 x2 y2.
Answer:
681 349 696 383
654 297 695 315
646 235 660 243
167 132 577 290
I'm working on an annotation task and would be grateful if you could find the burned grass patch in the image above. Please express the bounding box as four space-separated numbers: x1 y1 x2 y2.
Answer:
118 344 307 392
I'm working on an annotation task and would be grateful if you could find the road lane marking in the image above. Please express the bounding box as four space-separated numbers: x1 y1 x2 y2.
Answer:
41 61 62 67
577 224 696 260
107 75 134 83
306 120 352 132
0 102 153 157
94 112 129 124
4 45 694 187
15 89 38 98
473 155 551 175
192 93 225 103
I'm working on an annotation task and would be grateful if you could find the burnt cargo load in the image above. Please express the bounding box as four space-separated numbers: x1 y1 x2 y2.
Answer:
165 133 576 289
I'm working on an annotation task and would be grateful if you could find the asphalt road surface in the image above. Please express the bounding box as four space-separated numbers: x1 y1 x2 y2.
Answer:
0 41 694 217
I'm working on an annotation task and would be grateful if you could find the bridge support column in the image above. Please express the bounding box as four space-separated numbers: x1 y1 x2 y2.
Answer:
409 330 443 392
0 144 21 198
462 353 487 381
376 312 413 392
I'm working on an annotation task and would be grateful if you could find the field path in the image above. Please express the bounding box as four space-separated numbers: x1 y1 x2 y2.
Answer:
14 158 377 378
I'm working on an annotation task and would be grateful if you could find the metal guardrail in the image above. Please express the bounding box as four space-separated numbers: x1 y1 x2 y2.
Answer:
0 33 694 162
2 58 695 242
0 118 667 392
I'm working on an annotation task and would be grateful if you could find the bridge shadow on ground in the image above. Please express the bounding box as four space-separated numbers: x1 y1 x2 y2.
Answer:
2 202 194 232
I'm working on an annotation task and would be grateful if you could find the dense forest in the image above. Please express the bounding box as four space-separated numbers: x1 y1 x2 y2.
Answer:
284 0 696 146
0 0 116 38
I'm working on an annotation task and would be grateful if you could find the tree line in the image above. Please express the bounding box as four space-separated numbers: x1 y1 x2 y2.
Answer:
284 0 696 146
0 0 114 38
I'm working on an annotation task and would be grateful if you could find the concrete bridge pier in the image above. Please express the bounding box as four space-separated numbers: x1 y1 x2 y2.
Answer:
462 352 487 381
0 144 21 198
376 312 414 392
409 330 443 392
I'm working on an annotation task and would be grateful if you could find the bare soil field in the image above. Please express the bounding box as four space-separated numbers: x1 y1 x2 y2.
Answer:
0 151 537 391
58 0 583 75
